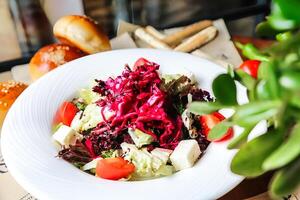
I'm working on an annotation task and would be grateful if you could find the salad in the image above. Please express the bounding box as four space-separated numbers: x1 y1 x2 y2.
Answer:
52 58 233 181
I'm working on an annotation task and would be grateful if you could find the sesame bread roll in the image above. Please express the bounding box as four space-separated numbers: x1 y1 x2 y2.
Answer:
0 81 27 128
29 43 85 81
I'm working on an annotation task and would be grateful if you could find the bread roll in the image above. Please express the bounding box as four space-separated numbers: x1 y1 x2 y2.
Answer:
29 43 85 81
53 15 111 54
0 81 27 128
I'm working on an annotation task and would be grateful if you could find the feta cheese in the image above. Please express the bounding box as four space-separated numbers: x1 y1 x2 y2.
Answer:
151 148 172 164
170 140 201 171
82 157 102 171
52 125 83 147
70 111 83 131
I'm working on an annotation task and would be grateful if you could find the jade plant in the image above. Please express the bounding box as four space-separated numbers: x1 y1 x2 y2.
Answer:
189 0 300 198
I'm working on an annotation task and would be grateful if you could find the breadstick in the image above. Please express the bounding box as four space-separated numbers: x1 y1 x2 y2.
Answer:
163 20 213 46
145 26 166 40
134 28 171 50
174 26 218 53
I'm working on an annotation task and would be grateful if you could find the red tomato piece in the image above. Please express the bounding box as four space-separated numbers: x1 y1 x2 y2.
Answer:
96 157 135 180
53 101 78 126
239 60 261 79
133 58 150 68
200 112 234 142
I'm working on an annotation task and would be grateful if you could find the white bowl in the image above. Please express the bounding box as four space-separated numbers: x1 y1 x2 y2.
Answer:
1 49 264 200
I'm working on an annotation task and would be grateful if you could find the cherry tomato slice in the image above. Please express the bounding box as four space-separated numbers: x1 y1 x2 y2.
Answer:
200 112 234 142
133 58 150 68
96 157 135 180
239 60 261 79
53 101 78 126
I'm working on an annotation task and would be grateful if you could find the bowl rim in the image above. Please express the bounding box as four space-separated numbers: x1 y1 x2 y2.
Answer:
1 49 255 200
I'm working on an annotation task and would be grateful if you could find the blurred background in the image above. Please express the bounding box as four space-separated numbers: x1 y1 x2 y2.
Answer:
0 0 270 70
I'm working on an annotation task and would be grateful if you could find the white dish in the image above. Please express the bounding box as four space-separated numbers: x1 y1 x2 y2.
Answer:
1 49 265 200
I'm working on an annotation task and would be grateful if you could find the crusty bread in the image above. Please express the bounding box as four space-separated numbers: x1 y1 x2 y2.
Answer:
53 15 111 54
134 28 171 50
163 20 213 46
174 26 218 52
0 81 27 128
29 43 85 81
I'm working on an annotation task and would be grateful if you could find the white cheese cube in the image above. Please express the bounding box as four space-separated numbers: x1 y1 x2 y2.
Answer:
151 148 173 164
82 158 102 171
170 140 201 171
53 125 83 147
70 111 83 131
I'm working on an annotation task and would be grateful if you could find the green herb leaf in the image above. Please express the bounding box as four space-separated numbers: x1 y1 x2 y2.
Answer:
235 42 270 62
268 15 298 31
267 33 300 57
235 69 256 91
270 157 300 198
231 130 283 177
256 80 272 100
207 121 232 140
274 0 300 23
75 102 87 111
290 92 300 108
227 65 235 78
257 61 269 80
188 102 223 115
228 125 255 149
101 150 116 158
266 62 280 99
263 122 300 170
212 74 237 106
256 21 281 37
276 31 293 42
258 61 280 99
233 101 281 127
280 70 300 91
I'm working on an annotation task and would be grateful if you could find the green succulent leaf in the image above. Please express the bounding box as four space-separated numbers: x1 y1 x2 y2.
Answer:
276 31 293 42
290 92 300 108
212 74 237 106
228 125 255 149
227 65 235 78
235 69 256 91
263 122 300 170
274 0 300 23
270 157 300 198
256 80 272 100
280 70 300 91
257 61 269 80
231 130 284 177
233 101 281 127
268 16 298 31
261 61 280 99
268 1 298 31
235 42 270 62
207 121 232 141
256 21 281 37
188 102 223 115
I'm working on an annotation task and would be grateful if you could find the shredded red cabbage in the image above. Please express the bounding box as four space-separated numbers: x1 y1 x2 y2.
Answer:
90 59 183 150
